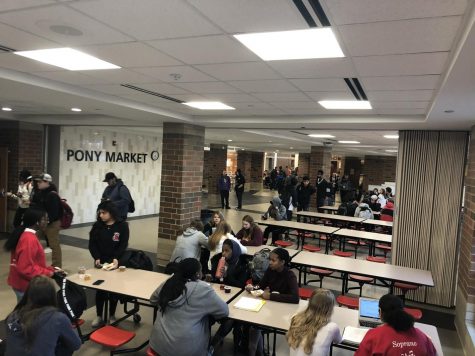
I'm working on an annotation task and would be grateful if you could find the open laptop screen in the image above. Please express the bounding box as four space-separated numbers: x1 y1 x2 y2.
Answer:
359 298 380 319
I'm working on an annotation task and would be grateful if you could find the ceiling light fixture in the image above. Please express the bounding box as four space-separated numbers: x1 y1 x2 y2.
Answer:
71 108 82 112
384 135 399 139
183 101 235 110
14 48 120 70
385 150 398 153
227 139 233 142
2 107 12 111
319 100 372 110
308 134 335 138
234 28 344 61
338 141 360 144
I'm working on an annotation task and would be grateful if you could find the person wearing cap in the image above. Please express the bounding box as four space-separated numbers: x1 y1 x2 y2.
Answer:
31 173 63 267
6 169 33 228
101 172 132 221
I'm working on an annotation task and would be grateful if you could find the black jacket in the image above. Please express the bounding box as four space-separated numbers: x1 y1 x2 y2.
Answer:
235 173 245 191
31 185 63 224
89 220 129 263
102 180 131 218
316 178 328 198
296 183 316 207
281 184 298 209
210 253 249 288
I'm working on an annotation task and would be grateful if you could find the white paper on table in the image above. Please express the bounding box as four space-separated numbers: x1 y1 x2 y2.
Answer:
234 296 266 312
341 326 370 345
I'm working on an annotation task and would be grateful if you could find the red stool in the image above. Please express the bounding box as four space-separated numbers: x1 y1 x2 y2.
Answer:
336 295 359 309
333 250 353 258
394 282 419 302
348 274 374 296
146 347 159 356
303 244 321 252
366 256 386 263
90 326 136 356
275 240 293 248
404 307 423 320
299 287 313 300
346 240 367 258
306 268 333 288
376 244 392 257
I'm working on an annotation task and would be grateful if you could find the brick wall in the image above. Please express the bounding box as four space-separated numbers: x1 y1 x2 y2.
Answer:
250 151 264 190
157 123 204 266
298 153 310 177
237 151 251 190
203 144 227 195
362 155 397 191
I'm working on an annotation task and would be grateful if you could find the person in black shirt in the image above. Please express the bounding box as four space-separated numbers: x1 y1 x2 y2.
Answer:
89 201 129 327
316 170 328 208
296 176 316 222
234 168 245 210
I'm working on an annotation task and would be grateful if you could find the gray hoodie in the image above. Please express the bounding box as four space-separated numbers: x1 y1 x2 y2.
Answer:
169 227 208 262
354 203 374 219
263 196 287 221
149 280 229 356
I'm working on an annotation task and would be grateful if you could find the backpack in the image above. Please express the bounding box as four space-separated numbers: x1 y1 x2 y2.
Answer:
120 185 135 213
52 192 74 229
249 248 270 284
54 274 87 322
337 203 348 216
119 249 153 271
165 257 181 275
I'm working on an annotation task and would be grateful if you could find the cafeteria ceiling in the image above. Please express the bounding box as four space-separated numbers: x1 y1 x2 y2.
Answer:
0 0 474 155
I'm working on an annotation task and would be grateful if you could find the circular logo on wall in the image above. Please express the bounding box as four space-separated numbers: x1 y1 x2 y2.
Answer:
150 150 160 161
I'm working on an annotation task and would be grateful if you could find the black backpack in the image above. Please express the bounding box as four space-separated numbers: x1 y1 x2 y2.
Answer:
54 274 87 322
249 248 271 284
337 203 348 216
119 250 153 271
119 185 135 213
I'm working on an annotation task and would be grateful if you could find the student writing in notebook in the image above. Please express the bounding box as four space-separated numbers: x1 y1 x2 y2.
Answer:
287 289 342 356
355 294 436 356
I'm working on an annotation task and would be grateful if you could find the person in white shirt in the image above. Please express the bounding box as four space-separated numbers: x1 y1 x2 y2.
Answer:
377 188 387 208
287 289 342 356
207 222 246 267
6 170 33 228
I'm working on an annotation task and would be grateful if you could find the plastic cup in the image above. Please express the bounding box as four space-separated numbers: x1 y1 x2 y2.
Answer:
78 266 86 275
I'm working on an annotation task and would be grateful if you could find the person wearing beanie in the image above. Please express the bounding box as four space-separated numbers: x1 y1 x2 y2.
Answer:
355 294 436 356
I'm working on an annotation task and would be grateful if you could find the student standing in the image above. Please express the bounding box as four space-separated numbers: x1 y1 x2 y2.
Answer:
5 209 55 302
235 168 245 210
296 176 316 222
5 275 81 356
149 258 229 356
287 289 341 356
6 169 33 228
218 170 231 209
316 170 328 208
101 172 132 221
355 294 436 356
88 201 129 327
236 215 264 246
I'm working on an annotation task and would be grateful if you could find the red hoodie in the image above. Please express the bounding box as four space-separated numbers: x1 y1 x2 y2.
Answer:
7 228 54 292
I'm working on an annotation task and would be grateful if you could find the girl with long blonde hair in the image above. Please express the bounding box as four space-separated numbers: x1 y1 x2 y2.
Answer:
286 289 342 356
208 222 247 269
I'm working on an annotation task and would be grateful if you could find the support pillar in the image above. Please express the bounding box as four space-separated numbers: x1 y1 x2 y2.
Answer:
250 151 264 191
237 151 251 191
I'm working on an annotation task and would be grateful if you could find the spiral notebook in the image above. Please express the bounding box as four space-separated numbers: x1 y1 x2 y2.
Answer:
234 297 266 312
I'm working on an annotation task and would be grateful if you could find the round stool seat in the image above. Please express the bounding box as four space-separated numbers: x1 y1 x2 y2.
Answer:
303 244 321 252
404 307 422 320
299 288 313 300
336 295 359 309
146 347 159 356
348 240 366 246
275 240 293 248
366 256 386 263
333 250 353 258
90 326 135 349
309 268 333 276
376 244 392 251
349 274 374 283
395 282 419 291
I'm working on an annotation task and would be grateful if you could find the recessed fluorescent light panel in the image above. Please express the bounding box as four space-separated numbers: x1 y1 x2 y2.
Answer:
14 48 120 70
308 134 335 138
319 100 372 110
2 107 12 111
384 135 399 139
234 28 344 61
338 141 360 144
71 108 82 112
385 150 398 153
183 102 235 110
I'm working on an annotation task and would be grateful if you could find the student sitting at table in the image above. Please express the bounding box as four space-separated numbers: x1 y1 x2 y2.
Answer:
354 199 374 219
149 258 229 356
236 215 264 246
368 194 381 212
202 211 234 273
246 248 299 355
208 222 247 265
88 201 129 327
5 275 82 356
169 219 208 262
262 196 288 245
287 289 342 356
355 294 436 356
380 200 395 222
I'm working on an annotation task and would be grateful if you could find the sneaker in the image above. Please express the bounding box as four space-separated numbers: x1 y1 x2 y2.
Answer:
44 247 52 253
108 315 117 324
91 316 104 328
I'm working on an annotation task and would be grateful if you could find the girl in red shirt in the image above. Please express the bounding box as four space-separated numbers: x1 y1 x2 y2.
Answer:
356 294 436 356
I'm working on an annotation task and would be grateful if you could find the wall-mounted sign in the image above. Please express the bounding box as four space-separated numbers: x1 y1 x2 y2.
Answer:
66 149 159 163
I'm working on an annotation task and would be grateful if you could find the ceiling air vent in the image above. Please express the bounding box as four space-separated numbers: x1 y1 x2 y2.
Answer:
293 0 331 27
121 84 184 104
0 44 16 53
344 78 368 101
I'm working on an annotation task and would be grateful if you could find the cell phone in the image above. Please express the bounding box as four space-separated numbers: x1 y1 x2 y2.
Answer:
92 279 105 285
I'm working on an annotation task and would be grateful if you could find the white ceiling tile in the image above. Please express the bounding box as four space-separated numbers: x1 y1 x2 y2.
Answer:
353 52 449 76
200 93 260 103
368 90 434 101
133 66 217 82
85 84 141 95
133 83 191 95
0 5 133 45
0 23 59 51
171 93 208 101
148 35 259 65
362 75 440 90
188 0 307 33
268 58 356 79
71 0 221 40
305 91 355 101
290 78 348 92
195 62 280 81
324 0 467 25
340 16 462 56
33 70 108 85
228 80 298 93
0 52 59 72
0 0 55 12
174 81 242 94
231 102 274 109
79 42 182 68
253 92 310 102
376 108 426 115
82 69 155 84
372 101 429 109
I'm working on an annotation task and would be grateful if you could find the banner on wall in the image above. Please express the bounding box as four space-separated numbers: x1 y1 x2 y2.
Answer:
66 149 160 163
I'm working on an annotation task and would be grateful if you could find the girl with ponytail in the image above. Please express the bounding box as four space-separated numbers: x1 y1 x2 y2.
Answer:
355 294 436 356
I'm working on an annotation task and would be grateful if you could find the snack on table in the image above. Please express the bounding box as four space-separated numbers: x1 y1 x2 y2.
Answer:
250 289 264 297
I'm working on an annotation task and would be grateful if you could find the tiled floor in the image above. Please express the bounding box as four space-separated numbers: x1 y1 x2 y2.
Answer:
0 189 464 355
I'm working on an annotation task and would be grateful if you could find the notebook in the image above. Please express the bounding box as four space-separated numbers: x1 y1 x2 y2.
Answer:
341 326 370 346
234 297 266 312
358 297 383 328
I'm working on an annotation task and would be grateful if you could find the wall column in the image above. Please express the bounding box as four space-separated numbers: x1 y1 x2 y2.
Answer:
250 151 264 191
309 145 332 208
297 152 310 177
237 150 251 191
157 123 204 267
203 143 227 206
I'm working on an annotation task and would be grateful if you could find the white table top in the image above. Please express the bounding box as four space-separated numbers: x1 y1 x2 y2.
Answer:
292 251 434 287
245 245 301 259
297 211 366 223
256 218 339 235
334 228 392 244
362 219 393 227
319 205 339 211
68 268 241 303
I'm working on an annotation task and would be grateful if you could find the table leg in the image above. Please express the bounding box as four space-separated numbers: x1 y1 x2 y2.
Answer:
341 273 348 295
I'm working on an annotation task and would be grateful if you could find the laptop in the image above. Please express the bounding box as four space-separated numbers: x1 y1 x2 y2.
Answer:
358 297 383 328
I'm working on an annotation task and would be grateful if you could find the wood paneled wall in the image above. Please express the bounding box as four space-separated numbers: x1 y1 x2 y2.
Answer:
393 131 468 307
